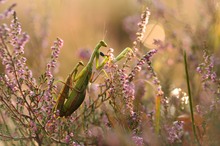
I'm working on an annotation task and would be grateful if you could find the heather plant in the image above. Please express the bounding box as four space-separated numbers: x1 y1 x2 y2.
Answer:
1 1 220 146
0 3 158 145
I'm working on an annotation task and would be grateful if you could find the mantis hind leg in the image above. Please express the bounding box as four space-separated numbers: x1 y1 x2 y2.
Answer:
54 61 84 115
58 61 84 88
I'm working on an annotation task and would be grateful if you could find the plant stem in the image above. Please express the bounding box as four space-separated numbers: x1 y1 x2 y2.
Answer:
183 51 200 145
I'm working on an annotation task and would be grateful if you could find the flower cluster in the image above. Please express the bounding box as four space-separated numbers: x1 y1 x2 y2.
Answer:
132 135 144 146
128 49 157 82
0 12 36 93
197 50 219 89
0 10 43 142
133 7 150 54
196 50 220 116
46 37 63 86
167 121 184 144
0 6 67 145
37 38 64 137
122 7 151 68
107 62 138 129
43 38 63 115
104 7 161 133
1 1 202 145
0 3 16 20
106 48 159 132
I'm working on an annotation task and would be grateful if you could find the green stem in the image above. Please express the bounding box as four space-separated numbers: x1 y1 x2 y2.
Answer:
184 51 200 145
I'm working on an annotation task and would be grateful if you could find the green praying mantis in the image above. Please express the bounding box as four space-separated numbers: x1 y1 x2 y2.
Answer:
54 40 132 117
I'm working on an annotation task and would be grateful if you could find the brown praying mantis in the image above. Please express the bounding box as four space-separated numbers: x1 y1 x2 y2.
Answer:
54 40 132 117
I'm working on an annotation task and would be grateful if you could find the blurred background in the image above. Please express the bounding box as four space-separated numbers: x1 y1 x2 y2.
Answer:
1 1 220 145
1 0 141 77
1 0 220 102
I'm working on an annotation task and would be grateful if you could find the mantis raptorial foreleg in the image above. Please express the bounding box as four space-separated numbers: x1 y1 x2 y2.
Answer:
54 40 133 117
90 69 109 83
112 47 133 63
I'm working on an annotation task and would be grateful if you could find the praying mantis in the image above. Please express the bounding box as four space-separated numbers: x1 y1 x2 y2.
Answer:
54 40 132 117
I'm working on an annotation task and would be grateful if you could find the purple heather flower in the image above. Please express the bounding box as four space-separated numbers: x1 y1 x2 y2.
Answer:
128 7 150 56
123 81 135 116
128 49 157 82
167 121 184 143
0 24 10 39
210 72 217 82
132 135 144 146
14 33 29 54
0 0 7 3
65 135 71 143
0 3 16 20
45 38 63 88
72 142 81 146
196 66 202 73
197 50 219 90
78 48 91 60
3 74 18 92
30 120 38 133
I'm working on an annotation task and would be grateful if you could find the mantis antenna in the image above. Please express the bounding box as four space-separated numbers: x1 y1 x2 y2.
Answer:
102 21 108 41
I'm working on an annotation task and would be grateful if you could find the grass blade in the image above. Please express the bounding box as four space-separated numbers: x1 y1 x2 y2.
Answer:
184 51 201 145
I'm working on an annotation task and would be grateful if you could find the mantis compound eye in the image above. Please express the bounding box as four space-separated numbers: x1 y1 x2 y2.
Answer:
100 52 106 57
